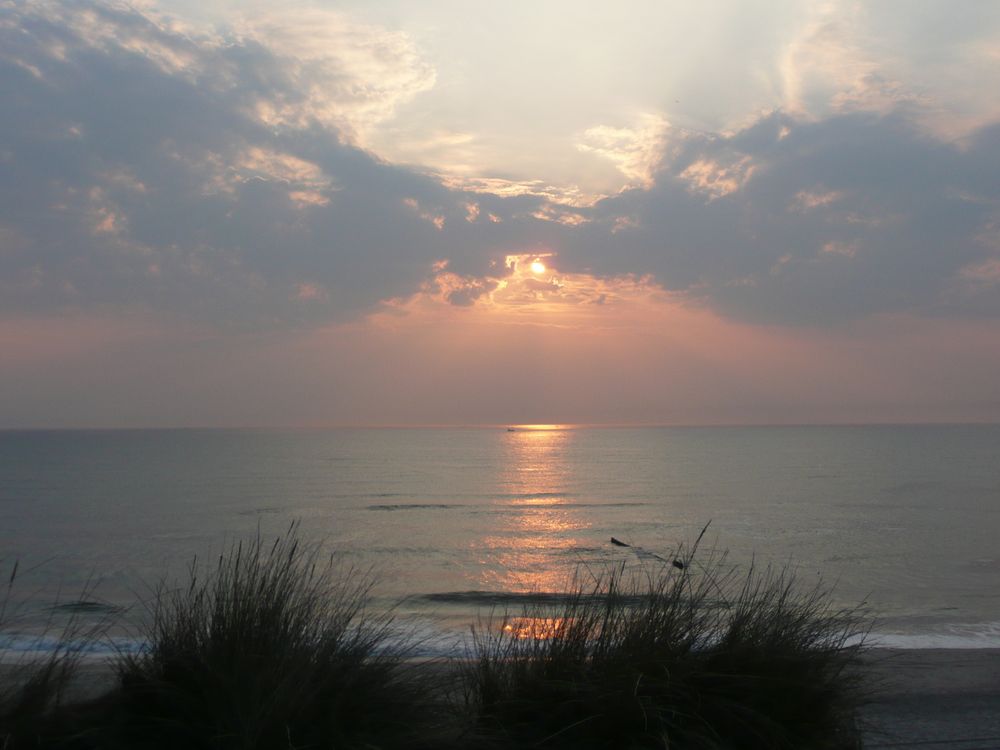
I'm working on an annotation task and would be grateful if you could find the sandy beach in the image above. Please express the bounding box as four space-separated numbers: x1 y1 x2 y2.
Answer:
861 649 1000 749
4 647 998 748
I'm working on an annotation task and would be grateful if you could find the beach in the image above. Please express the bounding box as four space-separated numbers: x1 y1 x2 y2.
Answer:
3 648 998 748
861 649 1000 749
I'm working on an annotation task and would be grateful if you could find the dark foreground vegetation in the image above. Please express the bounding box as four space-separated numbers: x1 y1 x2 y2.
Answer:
2 527 871 749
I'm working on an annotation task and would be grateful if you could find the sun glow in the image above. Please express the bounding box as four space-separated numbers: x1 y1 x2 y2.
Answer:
385 251 665 320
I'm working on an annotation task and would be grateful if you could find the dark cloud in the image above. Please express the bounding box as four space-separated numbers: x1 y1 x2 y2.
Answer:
1 1 999 330
573 112 1000 324
0 1 520 327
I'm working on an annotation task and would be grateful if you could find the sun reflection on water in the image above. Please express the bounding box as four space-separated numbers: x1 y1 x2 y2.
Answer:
502 616 567 640
475 426 591 593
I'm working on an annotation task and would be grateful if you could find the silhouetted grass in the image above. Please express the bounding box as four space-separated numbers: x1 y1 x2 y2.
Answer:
463 541 870 749
2 528 874 749
0 561 107 750
100 524 436 749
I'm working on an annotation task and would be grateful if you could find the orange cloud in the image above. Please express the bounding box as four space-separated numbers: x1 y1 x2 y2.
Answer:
379 253 666 321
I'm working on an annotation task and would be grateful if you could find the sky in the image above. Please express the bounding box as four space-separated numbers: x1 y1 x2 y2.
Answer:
2 0 1000 427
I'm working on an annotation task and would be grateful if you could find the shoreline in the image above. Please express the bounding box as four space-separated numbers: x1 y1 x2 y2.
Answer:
5 647 999 748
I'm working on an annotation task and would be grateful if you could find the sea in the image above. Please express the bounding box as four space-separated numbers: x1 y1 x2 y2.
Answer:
1 425 999 659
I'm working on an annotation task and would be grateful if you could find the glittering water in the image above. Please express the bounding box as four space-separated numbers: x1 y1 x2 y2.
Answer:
2 425 999 654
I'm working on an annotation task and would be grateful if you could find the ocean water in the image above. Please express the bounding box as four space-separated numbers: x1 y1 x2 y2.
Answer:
1 425 999 656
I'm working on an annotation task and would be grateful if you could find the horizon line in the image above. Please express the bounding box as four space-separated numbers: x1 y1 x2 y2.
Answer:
2 419 1000 432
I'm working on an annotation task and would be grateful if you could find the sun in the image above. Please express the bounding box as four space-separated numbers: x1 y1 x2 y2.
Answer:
530 260 546 275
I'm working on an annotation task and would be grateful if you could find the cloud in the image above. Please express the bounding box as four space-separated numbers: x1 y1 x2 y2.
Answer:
678 156 756 200
408 253 662 313
791 188 844 211
573 112 1000 324
0 0 486 326
232 7 436 145
575 113 670 189
777 1 1000 140
1 0 1000 334
780 4 916 119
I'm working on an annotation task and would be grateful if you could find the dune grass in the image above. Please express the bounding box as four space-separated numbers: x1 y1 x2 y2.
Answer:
463 542 870 749
105 525 433 749
2 528 872 749
2 527 442 749
0 561 111 750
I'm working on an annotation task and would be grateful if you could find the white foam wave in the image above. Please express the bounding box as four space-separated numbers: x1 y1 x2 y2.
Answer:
0 632 144 660
868 621 1000 649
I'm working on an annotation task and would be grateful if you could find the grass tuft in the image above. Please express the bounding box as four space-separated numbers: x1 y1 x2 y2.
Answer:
1 561 108 750
106 523 429 749
463 541 870 749
2 528 875 749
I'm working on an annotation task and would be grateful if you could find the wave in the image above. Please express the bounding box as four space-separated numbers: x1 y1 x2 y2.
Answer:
405 614 1000 654
7 618 998 667
498 492 568 499
329 492 408 499
504 502 651 512
366 501 652 512
0 632 144 658
47 600 125 615
367 504 464 511
417 590 650 607
867 621 1000 649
